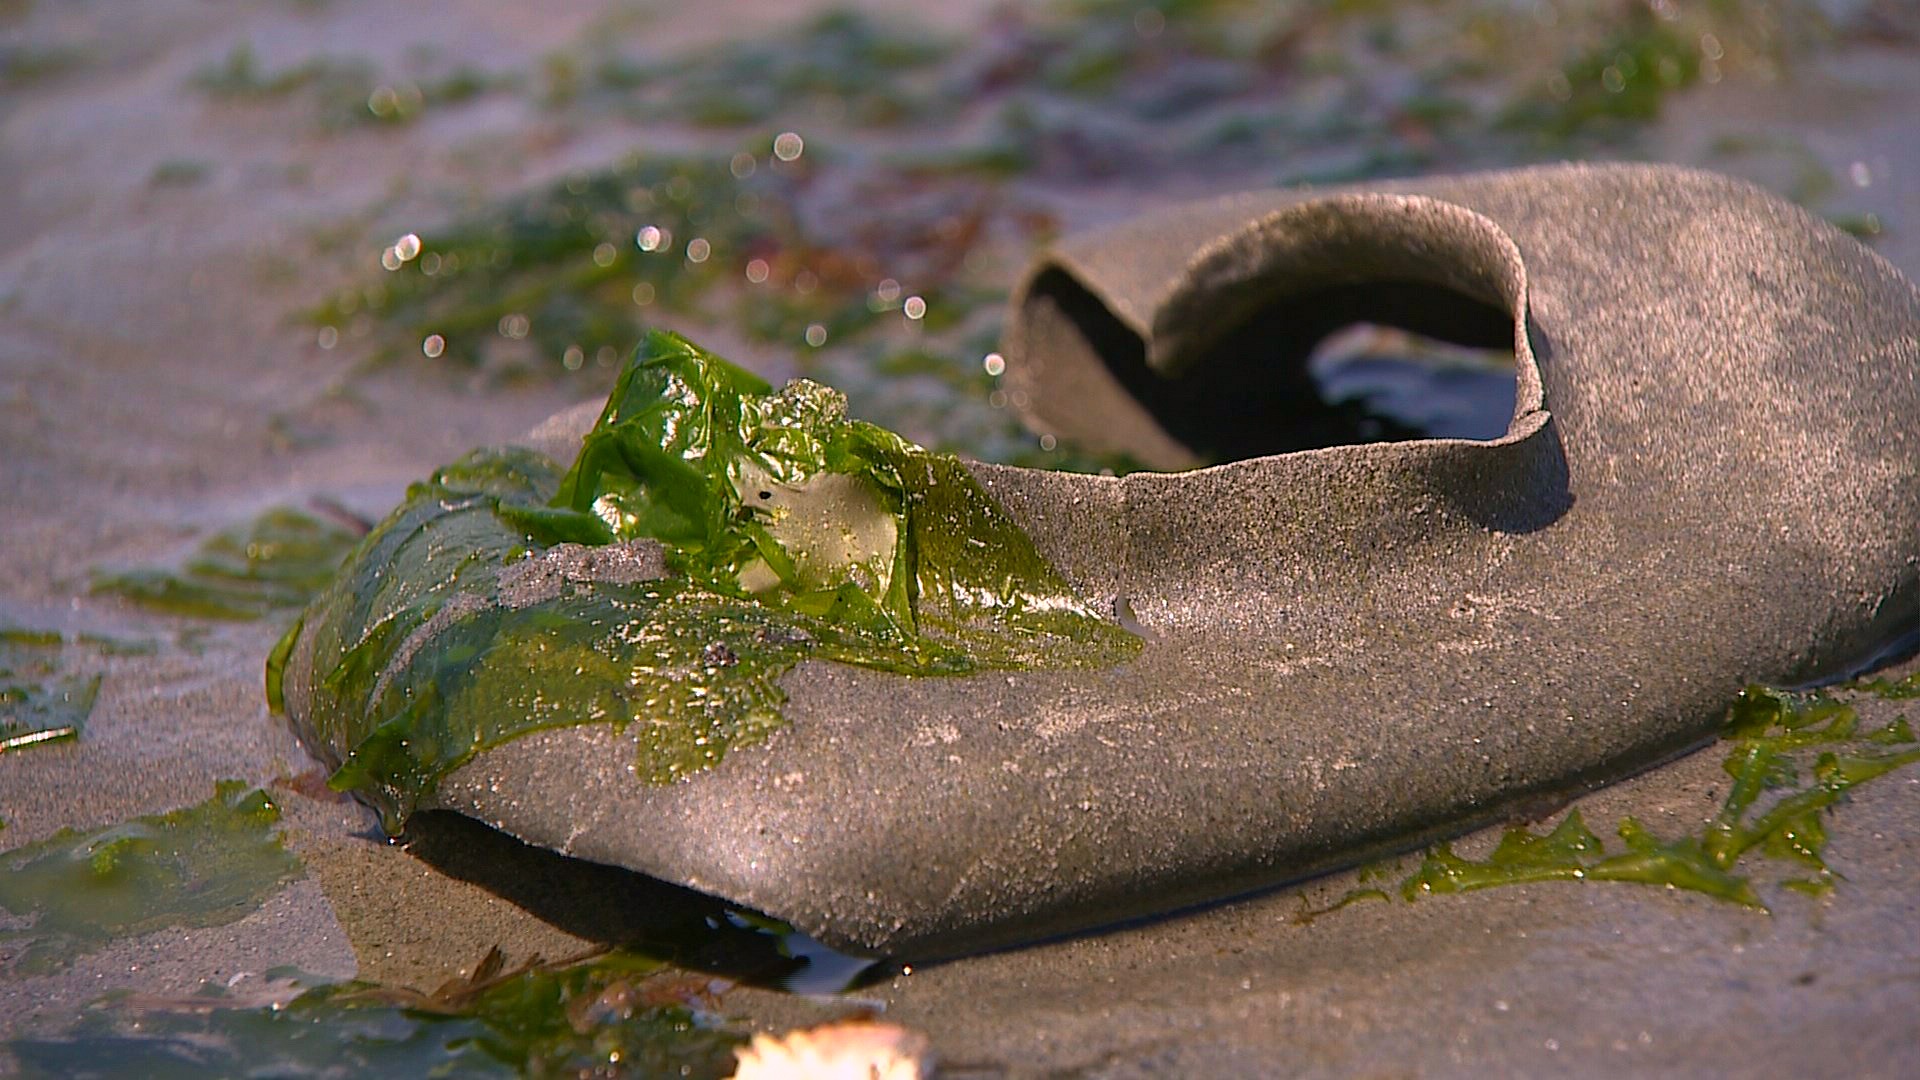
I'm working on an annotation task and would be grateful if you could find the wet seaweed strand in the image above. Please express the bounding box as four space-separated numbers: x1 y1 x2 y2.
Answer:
1295 682 1920 918
273 330 1138 830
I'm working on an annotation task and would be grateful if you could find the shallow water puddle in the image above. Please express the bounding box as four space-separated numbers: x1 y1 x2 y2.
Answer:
0 632 99 757
0 627 157 759
0 782 303 976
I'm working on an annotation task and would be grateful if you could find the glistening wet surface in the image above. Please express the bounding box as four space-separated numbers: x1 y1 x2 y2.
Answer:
3 0 1919 1075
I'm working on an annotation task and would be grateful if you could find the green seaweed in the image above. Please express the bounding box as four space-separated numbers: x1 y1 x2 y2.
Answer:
1848 669 1920 699
91 506 361 621
5 950 744 1079
1400 685 1920 907
0 42 87 88
0 782 303 975
192 41 340 99
1017 0 1276 109
303 135 1094 464
1498 10 1702 139
550 331 1129 667
546 9 949 126
306 148 1014 384
303 2 1820 464
647 10 951 128
303 0 1816 359
146 158 212 188
278 331 1138 828
190 41 504 128
310 154 766 373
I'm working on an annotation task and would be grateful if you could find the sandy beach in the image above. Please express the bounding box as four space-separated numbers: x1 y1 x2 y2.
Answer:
4 1 1920 1074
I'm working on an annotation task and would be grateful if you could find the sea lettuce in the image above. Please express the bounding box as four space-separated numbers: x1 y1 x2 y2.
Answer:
273 330 1137 828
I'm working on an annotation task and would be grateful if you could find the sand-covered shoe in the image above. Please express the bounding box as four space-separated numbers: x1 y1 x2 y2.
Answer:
273 164 1920 960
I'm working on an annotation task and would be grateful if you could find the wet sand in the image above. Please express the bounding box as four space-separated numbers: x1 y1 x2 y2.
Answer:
3 1 1919 1075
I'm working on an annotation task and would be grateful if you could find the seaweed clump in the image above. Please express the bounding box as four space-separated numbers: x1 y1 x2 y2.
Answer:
273 330 1138 829
1400 684 1920 906
91 507 361 621
5 949 745 1078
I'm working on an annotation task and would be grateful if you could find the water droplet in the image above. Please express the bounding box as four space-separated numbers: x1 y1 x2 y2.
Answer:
592 242 617 267
805 324 828 347
902 295 926 320
729 152 757 178
563 345 585 370
745 258 770 284
632 282 656 306
772 131 805 162
316 326 339 350
636 225 665 252
686 237 711 263
983 352 1006 377
421 333 445 358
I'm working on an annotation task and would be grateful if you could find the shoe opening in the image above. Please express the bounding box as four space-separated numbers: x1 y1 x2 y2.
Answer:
1023 268 1518 465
